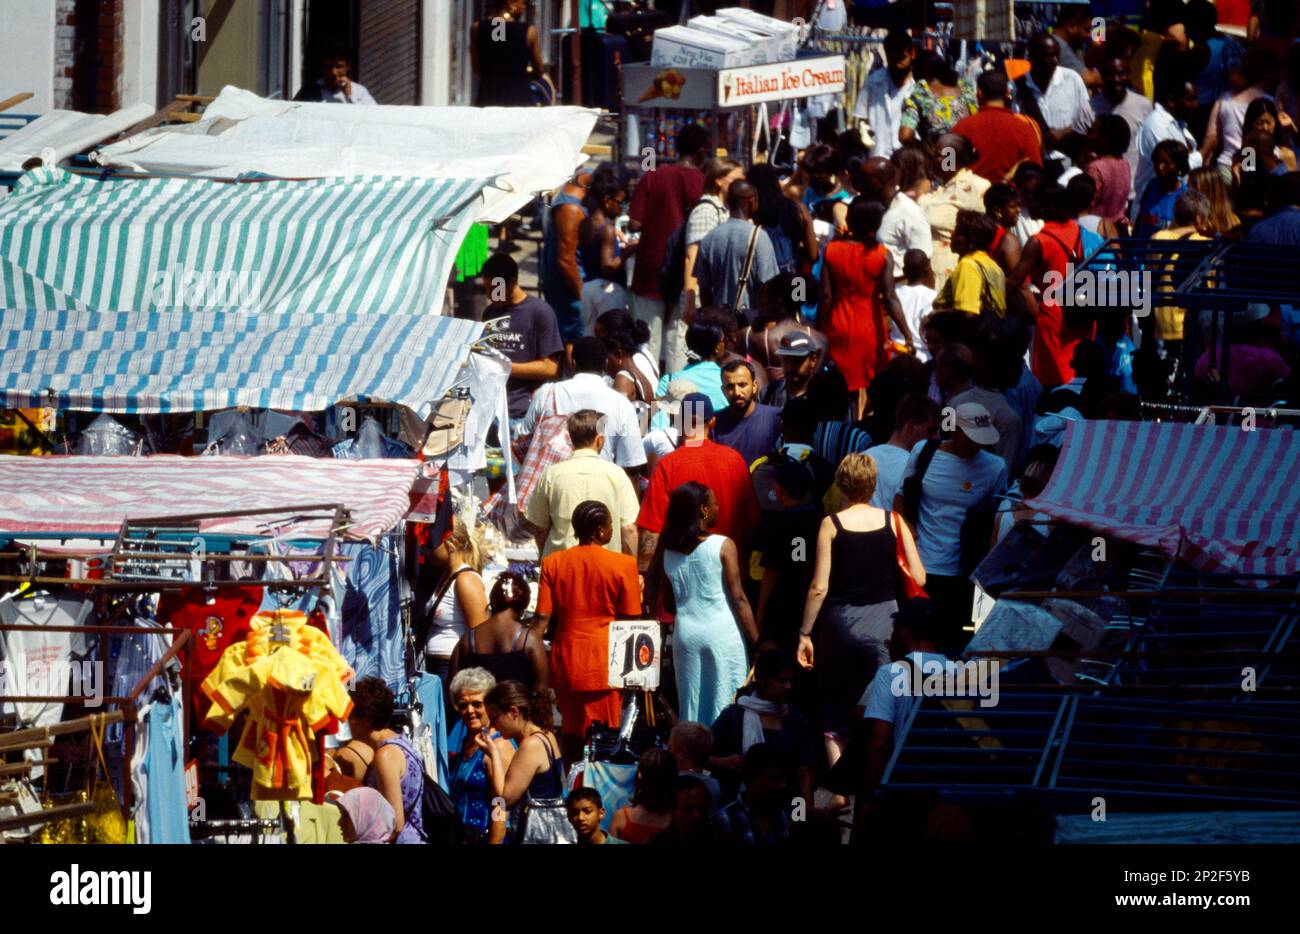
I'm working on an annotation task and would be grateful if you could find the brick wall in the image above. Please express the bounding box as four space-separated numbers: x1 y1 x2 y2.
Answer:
69 0 124 114
53 0 77 109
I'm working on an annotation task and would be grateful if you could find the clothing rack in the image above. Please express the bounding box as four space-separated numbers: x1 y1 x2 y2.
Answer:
0 503 352 589
188 817 287 843
1139 402 1300 421
0 630 189 813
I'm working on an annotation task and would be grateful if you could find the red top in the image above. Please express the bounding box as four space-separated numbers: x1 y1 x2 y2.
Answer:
627 162 705 299
637 438 759 551
821 240 892 391
952 108 1043 183
158 586 263 719
537 544 642 693
1030 219 1095 387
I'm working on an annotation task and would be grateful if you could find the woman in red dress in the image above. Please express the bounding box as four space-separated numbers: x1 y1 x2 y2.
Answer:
1008 183 1096 387
818 197 915 417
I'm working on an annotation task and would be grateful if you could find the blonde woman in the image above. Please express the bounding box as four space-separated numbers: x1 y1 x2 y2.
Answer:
1187 167 1241 236
422 518 488 684
797 453 924 768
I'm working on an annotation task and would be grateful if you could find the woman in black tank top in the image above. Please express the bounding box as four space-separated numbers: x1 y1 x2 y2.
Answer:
450 572 548 694
797 453 927 767
471 0 547 107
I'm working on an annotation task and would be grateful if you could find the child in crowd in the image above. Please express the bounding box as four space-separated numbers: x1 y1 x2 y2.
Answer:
1134 140 1190 237
609 747 677 843
668 721 723 811
893 249 936 359
566 787 626 845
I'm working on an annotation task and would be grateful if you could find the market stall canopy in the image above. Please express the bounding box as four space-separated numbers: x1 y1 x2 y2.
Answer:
0 307 482 417
0 454 419 541
1027 420 1300 578
92 86 599 224
0 166 485 314
0 104 155 172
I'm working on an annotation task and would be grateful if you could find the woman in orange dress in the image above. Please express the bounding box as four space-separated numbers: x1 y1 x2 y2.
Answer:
534 499 642 761
818 197 915 417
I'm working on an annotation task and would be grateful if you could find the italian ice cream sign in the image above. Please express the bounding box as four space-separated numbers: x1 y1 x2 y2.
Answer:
718 55 846 107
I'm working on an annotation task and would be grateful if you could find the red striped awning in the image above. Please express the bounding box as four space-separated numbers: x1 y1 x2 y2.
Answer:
0 454 419 542
1027 421 1300 578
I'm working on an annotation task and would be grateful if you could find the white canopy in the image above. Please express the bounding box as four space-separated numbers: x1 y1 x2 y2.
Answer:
0 104 153 172
94 87 598 223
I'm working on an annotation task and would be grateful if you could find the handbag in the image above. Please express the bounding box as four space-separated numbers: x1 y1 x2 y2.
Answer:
419 771 462 845
512 795 578 845
512 736 577 844
891 510 927 601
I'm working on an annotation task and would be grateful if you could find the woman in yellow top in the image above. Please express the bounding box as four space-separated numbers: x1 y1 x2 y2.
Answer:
1150 189 1212 343
936 210 1006 317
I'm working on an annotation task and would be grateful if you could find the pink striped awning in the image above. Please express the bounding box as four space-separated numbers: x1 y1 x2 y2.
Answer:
1027 421 1300 578
0 454 419 542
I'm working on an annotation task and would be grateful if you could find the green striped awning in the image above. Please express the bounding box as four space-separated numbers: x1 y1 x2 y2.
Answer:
0 167 486 315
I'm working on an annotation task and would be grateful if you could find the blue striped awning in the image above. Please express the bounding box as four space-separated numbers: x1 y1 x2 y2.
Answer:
0 167 486 315
0 307 484 416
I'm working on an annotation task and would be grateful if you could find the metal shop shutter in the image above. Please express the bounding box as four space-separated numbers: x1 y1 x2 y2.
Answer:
357 0 420 105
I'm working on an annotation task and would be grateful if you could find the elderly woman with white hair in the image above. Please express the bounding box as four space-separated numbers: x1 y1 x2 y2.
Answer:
448 667 517 843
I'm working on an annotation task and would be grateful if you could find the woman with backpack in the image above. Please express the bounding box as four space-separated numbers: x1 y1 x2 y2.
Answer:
349 677 428 843
681 157 744 327
747 162 818 276
1008 183 1095 388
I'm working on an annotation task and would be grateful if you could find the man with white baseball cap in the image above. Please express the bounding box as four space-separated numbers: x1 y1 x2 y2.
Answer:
894 401 1008 652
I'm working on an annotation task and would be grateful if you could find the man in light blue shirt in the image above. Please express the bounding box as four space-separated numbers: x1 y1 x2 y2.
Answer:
694 182 779 313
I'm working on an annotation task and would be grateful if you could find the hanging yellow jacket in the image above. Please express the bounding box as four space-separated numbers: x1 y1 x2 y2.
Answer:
201 610 353 799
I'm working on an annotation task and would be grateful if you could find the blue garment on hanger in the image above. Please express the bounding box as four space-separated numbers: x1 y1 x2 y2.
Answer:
331 434 412 460
141 696 191 844
338 534 405 693
413 672 451 792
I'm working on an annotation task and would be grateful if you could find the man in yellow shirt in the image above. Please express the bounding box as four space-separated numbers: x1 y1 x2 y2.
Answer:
938 210 1006 316
526 409 640 557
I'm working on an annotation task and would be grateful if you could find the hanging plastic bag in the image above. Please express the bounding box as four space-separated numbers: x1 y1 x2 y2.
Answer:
75 414 140 456
353 417 388 459
203 410 261 455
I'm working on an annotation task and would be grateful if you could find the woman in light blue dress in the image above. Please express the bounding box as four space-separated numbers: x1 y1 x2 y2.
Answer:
651 482 758 725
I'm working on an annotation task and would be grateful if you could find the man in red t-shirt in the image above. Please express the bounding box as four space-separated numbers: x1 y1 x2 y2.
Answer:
627 122 711 370
952 69 1043 183
637 393 759 574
